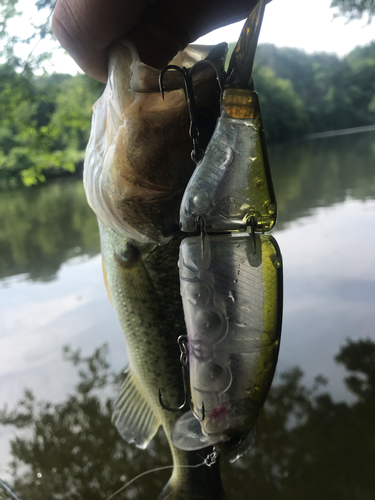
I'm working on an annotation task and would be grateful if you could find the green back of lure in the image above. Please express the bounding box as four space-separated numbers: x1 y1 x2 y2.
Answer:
180 88 277 234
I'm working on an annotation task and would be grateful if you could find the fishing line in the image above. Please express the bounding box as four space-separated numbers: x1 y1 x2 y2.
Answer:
105 449 219 500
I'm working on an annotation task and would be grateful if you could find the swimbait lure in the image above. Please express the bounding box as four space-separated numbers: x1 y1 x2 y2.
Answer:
160 0 283 460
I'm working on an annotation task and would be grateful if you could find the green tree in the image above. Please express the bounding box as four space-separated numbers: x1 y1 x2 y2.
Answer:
255 43 375 135
253 63 308 143
0 67 104 185
331 0 375 20
0 0 56 72
0 1 105 185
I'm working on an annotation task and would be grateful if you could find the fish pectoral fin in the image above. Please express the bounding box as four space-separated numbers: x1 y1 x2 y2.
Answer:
101 256 113 307
112 367 161 449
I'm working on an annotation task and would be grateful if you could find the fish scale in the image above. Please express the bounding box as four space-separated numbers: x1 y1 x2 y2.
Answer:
99 222 226 499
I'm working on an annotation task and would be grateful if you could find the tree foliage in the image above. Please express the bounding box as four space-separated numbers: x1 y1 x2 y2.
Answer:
1 2 375 184
0 67 104 185
331 0 375 20
253 64 308 143
255 43 375 135
0 0 56 71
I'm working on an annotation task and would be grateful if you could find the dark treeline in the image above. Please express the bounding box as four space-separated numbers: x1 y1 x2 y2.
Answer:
253 42 375 142
1 42 375 184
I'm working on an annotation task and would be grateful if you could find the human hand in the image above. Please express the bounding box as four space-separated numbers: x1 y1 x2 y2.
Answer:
52 0 257 82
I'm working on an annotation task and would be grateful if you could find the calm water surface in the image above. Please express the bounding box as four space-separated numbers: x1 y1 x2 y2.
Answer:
1 132 375 499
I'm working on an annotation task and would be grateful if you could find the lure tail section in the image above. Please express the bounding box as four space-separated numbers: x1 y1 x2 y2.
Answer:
172 233 282 455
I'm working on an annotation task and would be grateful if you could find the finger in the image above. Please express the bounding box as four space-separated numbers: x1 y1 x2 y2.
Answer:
52 0 149 81
52 0 258 82
131 0 257 69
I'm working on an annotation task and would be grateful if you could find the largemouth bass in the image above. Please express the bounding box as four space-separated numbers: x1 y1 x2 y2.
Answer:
84 40 228 500
84 0 282 496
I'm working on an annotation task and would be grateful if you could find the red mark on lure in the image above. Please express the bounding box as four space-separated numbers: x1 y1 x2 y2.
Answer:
209 402 230 422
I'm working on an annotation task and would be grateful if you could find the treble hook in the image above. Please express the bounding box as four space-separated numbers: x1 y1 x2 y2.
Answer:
159 60 223 164
249 215 258 248
158 335 205 421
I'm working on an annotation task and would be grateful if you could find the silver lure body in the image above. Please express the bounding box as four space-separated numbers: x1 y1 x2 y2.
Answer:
170 0 283 457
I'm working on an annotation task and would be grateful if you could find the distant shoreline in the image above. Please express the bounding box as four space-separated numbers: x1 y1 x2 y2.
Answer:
306 124 375 139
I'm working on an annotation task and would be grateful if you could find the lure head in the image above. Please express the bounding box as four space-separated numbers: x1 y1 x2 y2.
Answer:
180 88 277 234
179 1 276 235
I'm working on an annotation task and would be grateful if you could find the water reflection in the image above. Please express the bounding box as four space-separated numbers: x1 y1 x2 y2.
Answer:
1 132 375 498
1 133 375 284
1 338 374 500
270 132 375 227
0 179 99 282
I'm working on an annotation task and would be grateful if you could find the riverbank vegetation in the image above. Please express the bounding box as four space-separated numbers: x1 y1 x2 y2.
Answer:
0 0 375 184
1 42 375 185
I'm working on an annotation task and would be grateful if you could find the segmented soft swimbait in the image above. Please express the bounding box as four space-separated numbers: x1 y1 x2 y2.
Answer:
160 0 283 460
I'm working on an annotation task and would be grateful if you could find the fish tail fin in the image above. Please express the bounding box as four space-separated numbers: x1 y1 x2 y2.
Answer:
112 367 161 449
157 455 227 500
157 480 184 500
157 477 228 500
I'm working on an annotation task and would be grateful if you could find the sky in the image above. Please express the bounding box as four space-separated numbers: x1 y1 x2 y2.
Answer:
197 0 375 54
7 0 375 74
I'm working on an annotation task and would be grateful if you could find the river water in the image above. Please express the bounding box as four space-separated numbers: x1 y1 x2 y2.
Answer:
1 131 375 499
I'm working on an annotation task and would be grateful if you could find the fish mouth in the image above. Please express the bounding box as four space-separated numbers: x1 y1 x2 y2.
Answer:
83 40 226 244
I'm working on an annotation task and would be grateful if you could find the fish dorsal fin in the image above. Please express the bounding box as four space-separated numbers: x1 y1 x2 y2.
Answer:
112 368 161 449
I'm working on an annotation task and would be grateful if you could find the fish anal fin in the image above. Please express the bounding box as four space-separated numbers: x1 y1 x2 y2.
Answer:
112 367 161 449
